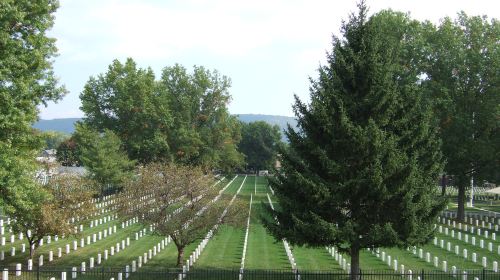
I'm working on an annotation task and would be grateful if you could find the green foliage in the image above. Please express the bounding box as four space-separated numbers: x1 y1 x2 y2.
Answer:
80 58 168 163
8 175 96 258
80 59 243 171
119 163 246 266
422 13 500 220
38 130 70 150
0 0 65 208
159 64 243 171
239 121 282 171
262 4 445 275
74 123 135 187
55 136 81 166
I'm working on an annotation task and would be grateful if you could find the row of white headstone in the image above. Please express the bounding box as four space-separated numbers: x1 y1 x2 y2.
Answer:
179 177 232 231
108 237 172 280
435 224 500 256
442 212 500 227
369 247 480 280
431 237 498 271
3 215 137 268
19 217 140 271
108 177 231 280
326 247 350 273
68 194 117 226
266 192 298 274
0 200 114 238
18 228 156 280
239 194 253 280
46 226 152 279
178 176 246 280
0 201 117 251
438 216 499 239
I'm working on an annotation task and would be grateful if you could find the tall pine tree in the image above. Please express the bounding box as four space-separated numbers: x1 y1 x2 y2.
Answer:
263 4 445 278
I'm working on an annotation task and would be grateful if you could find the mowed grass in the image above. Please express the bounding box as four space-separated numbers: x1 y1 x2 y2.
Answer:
293 246 342 271
195 225 245 269
245 176 291 270
3 174 498 279
194 176 251 269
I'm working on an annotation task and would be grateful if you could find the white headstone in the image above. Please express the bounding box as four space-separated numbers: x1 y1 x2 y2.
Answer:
81 262 86 274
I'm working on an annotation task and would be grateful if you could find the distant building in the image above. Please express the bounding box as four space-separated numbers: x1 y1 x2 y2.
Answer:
36 149 57 164
258 170 269 176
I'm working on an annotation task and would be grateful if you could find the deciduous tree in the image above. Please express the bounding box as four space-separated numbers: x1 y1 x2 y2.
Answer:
7 175 95 258
80 58 170 163
239 121 282 171
119 163 245 266
56 136 81 166
0 0 65 210
423 13 499 221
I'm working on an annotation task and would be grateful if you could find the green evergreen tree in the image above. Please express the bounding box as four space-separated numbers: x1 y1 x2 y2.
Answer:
74 124 135 189
262 4 445 278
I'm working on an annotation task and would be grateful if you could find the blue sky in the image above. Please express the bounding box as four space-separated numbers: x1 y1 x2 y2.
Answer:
39 0 499 119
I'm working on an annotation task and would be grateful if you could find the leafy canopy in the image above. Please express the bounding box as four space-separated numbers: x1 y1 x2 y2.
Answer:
422 13 499 220
74 123 135 187
0 0 65 210
80 59 243 171
239 121 282 171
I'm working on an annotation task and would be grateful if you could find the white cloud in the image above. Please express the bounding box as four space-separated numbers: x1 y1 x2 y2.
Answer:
42 0 499 119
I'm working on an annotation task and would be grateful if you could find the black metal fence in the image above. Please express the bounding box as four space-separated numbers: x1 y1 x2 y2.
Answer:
0 267 499 280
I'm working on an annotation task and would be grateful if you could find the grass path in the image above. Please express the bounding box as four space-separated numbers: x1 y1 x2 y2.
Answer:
245 176 290 270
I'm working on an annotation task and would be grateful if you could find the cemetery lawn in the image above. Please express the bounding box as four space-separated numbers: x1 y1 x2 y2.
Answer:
292 246 342 271
194 225 244 269
244 176 291 270
2 174 500 276
194 177 252 269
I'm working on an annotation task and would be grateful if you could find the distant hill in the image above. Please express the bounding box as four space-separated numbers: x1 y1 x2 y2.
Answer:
33 114 297 141
33 118 82 134
236 114 297 141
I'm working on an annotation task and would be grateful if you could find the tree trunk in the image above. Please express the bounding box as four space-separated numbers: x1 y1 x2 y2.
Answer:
441 175 447 196
29 242 35 258
176 246 185 267
350 246 361 280
457 181 466 222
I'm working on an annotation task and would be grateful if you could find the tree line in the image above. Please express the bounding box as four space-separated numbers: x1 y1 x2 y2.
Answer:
0 0 498 278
